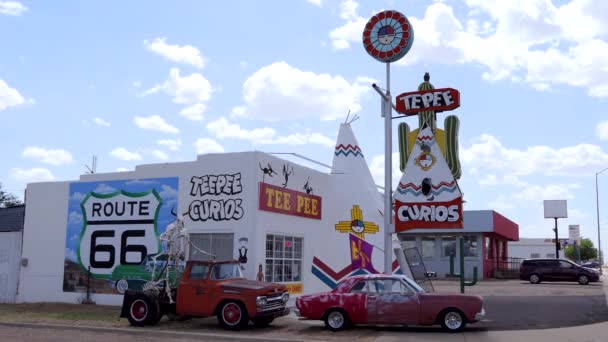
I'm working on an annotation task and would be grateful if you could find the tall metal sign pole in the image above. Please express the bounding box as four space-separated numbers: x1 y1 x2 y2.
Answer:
362 10 414 274
543 200 568 259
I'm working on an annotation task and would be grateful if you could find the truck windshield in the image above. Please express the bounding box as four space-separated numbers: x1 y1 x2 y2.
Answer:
211 263 243 280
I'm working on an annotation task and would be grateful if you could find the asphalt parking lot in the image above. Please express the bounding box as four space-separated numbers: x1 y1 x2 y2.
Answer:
430 279 608 330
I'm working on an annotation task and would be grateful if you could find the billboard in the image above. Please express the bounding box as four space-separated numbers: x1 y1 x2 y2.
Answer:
63 177 179 294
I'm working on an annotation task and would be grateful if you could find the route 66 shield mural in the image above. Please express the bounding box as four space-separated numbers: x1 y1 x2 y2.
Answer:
63 177 178 294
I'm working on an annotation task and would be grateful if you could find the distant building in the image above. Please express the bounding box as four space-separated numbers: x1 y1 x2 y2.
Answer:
508 238 566 260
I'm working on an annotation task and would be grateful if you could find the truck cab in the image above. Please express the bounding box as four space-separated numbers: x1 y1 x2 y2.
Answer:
121 259 290 330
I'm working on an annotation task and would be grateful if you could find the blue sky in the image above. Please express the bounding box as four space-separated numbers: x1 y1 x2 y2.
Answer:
2 0 608 258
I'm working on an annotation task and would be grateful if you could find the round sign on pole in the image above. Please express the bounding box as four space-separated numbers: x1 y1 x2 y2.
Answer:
362 10 414 63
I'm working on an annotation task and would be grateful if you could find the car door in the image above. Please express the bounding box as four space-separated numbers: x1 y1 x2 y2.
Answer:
176 263 211 315
543 260 560 280
558 260 578 281
366 278 420 325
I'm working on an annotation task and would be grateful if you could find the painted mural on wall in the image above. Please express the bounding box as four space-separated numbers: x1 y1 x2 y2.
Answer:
188 173 244 222
311 205 393 288
63 177 179 294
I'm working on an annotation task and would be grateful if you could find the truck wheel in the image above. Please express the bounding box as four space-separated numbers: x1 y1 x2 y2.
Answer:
251 317 274 328
127 293 158 326
217 301 249 330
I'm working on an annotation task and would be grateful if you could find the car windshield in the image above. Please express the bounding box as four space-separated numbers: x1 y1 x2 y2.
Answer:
211 263 244 280
400 276 426 293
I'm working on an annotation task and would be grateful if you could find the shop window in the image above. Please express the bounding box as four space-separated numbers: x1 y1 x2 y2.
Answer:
546 253 555 258
265 234 303 283
463 236 478 258
189 233 234 261
484 237 491 259
531 253 540 258
421 237 436 259
401 237 416 251
441 236 456 258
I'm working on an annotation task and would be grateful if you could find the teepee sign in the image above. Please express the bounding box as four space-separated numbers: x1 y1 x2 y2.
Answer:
394 125 463 231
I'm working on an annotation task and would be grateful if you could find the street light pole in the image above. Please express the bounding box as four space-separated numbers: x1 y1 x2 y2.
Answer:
595 167 608 273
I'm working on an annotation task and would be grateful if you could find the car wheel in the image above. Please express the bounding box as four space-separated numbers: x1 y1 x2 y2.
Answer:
324 309 349 332
115 279 129 294
578 274 590 285
251 317 274 328
127 293 159 327
217 301 249 330
441 309 466 333
529 274 541 284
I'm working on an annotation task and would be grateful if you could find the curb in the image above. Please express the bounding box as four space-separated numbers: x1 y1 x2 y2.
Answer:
0 321 305 342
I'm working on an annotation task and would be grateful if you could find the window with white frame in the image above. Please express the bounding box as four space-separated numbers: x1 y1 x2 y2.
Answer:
421 237 436 259
401 236 416 251
463 235 478 257
265 234 303 283
441 236 457 258
189 233 234 261
531 253 540 258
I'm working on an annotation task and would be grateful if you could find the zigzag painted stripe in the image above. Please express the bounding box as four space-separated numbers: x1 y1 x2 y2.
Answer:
335 144 362 152
335 144 364 158
396 186 458 196
311 257 404 289
399 180 456 190
334 150 364 157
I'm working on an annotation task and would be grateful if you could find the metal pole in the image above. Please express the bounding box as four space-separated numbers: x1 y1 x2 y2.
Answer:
554 218 559 259
596 172 603 273
384 62 393 275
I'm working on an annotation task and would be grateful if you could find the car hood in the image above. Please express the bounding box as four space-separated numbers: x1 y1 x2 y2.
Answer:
220 279 287 294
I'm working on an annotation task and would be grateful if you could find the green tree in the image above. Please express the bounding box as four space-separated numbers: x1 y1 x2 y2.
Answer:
565 238 598 262
0 183 23 208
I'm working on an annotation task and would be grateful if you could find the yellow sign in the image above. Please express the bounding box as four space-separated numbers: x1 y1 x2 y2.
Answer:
335 205 379 240
285 283 303 294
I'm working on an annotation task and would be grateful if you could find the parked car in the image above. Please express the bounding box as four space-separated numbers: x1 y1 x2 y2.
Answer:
295 274 485 332
111 254 185 294
519 258 600 285
581 261 602 269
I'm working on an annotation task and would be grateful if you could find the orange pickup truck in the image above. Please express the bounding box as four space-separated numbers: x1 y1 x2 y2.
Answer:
120 259 290 330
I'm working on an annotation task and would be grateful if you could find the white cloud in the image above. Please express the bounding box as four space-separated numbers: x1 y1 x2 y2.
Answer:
206 117 335 146
132 81 141 89
110 148 142 161
143 68 212 105
179 103 206 121
0 79 25 112
207 117 274 141
144 37 205 69
231 62 369 121
330 1 608 97
65 248 78 262
328 0 367 50
514 184 578 203
68 211 83 225
149 149 169 160
22 147 73 165
369 152 402 190
240 61 248 69
10 168 55 183
461 134 608 177
0 1 27 16
92 117 111 127
159 184 178 199
194 138 225 154
134 115 179 134
306 0 323 7
70 192 86 202
597 120 608 140
93 184 116 194
158 138 182 151
487 195 516 211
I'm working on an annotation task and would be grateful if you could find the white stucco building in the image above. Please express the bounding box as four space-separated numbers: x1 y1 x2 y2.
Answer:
508 238 565 260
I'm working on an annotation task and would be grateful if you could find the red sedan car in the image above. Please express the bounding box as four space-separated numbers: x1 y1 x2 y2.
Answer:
295 274 484 332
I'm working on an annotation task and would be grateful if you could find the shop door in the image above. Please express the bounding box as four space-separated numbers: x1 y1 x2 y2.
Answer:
0 231 22 303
